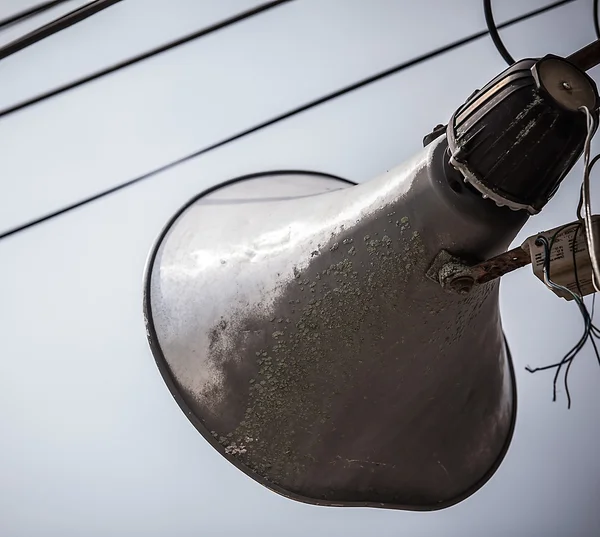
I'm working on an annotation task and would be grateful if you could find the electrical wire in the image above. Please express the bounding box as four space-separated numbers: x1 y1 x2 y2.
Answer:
0 0 122 62
0 0 576 241
526 139 600 405
0 0 293 120
483 0 515 66
577 106 600 292
525 227 600 408
527 108 600 407
0 0 574 122
552 226 600 403
484 0 600 66
0 0 71 31
586 154 600 345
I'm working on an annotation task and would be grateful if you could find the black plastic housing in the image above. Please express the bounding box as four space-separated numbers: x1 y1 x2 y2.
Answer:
447 55 599 213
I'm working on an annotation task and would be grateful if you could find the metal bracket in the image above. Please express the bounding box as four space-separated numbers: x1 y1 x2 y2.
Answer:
427 247 531 295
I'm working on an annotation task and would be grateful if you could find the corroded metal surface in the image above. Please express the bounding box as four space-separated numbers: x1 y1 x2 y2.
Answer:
427 246 532 294
471 246 531 284
144 137 527 510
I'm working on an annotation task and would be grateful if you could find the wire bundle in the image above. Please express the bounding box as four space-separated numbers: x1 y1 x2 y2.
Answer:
0 1 122 62
526 114 600 408
526 225 600 408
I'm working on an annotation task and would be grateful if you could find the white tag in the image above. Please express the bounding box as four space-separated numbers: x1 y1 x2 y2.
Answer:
523 216 600 300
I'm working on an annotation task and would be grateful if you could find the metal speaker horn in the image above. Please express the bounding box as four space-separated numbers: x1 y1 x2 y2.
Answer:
144 135 527 510
144 53 597 510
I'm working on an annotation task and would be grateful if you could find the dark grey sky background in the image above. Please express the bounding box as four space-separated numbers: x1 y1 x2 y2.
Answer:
0 1 599 535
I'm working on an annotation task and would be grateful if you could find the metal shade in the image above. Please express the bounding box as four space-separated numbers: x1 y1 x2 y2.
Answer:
143 136 527 510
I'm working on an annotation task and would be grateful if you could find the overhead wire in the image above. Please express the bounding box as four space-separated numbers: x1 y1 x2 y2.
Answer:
0 0 122 62
483 0 515 65
485 0 600 66
0 0 574 121
0 0 294 120
0 0 576 241
0 0 71 31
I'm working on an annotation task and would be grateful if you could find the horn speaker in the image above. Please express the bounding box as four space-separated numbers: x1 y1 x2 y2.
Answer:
143 55 598 509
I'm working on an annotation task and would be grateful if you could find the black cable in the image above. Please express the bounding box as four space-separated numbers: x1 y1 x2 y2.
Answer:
0 0 573 122
526 225 600 408
483 0 515 65
595 0 600 40
0 0 122 62
0 0 293 120
0 0 71 31
526 234 588 407
0 0 575 241
571 226 600 345
560 227 600 404
592 294 599 336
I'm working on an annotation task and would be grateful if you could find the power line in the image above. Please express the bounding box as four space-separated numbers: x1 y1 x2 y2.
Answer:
486 0 600 66
0 0 575 241
483 0 515 65
0 0 71 31
0 0 122 62
0 0 293 120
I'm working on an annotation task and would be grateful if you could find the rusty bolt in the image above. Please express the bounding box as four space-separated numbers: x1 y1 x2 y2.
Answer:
445 275 475 295
438 261 475 295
